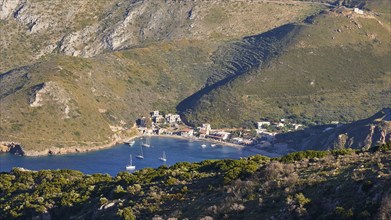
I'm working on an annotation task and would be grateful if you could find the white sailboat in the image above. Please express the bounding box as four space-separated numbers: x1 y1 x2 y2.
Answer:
201 144 207 148
126 154 136 170
142 137 151 148
125 140 135 146
159 151 167 162
136 146 144 159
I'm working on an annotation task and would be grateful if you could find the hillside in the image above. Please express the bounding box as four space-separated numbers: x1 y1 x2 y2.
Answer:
276 108 391 151
0 145 390 219
180 7 391 127
1 0 390 153
0 0 320 72
0 0 324 152
0 41 214 153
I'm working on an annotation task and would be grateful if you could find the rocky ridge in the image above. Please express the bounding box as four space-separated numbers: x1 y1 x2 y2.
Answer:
277 108 391 151
0 0 318 72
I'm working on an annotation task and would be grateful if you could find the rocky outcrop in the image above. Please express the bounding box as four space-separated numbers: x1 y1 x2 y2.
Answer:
278 108 391 151
59 24 102 57
0 142 24 155
29 81 78 119
0 0 20 20
59 0 194 57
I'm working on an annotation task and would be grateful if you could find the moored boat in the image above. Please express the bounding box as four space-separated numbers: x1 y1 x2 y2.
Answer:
159 151 167 162
126 154 136 170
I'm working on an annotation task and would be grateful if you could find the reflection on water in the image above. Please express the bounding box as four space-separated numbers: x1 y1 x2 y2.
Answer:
0 137 260 176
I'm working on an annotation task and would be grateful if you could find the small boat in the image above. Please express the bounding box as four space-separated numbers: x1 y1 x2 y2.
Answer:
201 144 207 148
159 151 167 162
125 140 135 146
126 154 136 170
136 146 144 159
211 144 216 147
142 138 151 148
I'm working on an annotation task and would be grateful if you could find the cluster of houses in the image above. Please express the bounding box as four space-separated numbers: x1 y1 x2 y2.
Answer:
254 119 304 148
135 110 307 148
136 111 233 142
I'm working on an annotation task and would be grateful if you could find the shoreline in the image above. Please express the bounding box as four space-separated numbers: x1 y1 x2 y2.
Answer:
1 134 247 157
147 134 246 149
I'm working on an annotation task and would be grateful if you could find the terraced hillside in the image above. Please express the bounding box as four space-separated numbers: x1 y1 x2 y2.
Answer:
177 24 303 122
180 8 391 127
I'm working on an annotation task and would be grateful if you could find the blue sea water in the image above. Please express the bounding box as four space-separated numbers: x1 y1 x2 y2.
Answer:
0 137 261 176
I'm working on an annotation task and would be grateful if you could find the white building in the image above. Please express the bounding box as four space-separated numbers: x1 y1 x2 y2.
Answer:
165 114 182 124
200 123 212 135
353 8 364 15
153 115 164 123
257 121 271 129
180 128 194 137
202 123 211 131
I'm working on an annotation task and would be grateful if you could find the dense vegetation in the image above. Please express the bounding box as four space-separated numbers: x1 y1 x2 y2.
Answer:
1 144 390 219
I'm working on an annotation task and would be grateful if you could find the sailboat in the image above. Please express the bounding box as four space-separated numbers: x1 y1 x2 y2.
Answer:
201 144 207 148
126 154 136 170
136 146 144 159
159 151 167 162
125 140 135 146
142 137 151 148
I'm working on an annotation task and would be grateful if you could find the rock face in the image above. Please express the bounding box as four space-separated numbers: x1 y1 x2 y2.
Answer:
0 0 20 19
278 109 391 151
319 109 391 150
0 0 195 57
29 81 77 119
58 0 194 57
0 142 24 155
1 0 315 68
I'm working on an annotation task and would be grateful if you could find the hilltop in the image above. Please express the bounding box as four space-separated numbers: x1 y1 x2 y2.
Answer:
0 145 390 219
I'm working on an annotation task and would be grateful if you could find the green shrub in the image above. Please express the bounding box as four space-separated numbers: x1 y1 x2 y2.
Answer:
370 142 391 152
279 150 329 163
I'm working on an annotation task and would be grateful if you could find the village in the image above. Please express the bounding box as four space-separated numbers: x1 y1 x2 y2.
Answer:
134 110 307 149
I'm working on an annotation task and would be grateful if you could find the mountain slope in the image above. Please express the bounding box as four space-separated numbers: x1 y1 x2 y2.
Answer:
0 0 324 152
177 23 303 124
180 9 391 127
0 40 215 153
1 1 390 153
0 0 320 72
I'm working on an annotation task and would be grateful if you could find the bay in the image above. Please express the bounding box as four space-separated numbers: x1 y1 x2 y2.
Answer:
0 137 264 176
